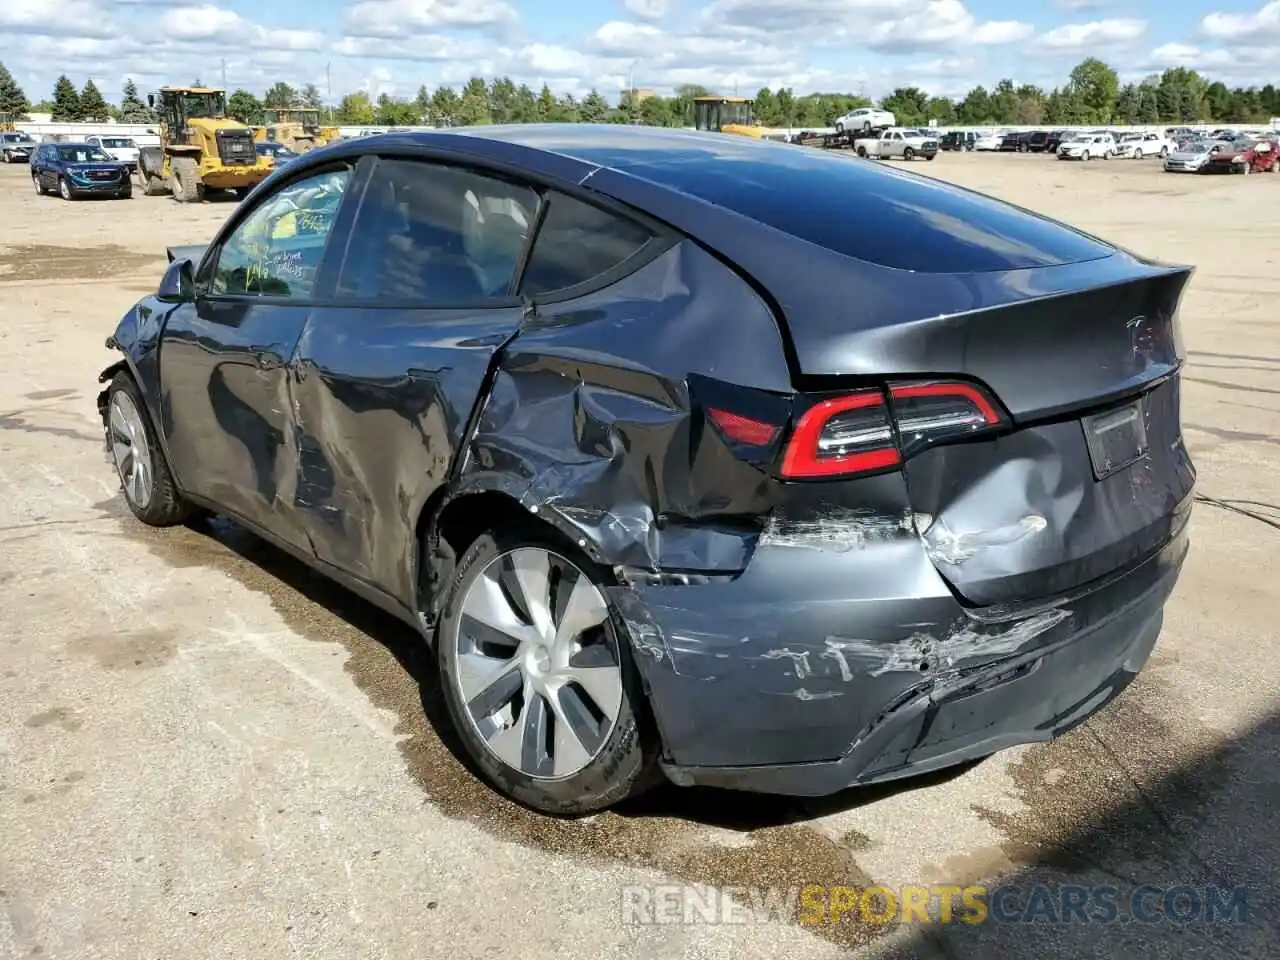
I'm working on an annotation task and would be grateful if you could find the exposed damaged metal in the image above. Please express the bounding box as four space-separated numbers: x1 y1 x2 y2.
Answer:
93 124 1196 812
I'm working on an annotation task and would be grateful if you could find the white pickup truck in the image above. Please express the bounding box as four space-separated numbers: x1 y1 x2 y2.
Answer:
853 127 940 161
85 135 141 172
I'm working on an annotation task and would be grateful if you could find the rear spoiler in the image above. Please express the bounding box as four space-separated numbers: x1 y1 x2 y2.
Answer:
166 244 207 265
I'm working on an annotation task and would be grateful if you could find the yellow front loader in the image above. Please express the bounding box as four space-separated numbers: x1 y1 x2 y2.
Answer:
137 87 274 203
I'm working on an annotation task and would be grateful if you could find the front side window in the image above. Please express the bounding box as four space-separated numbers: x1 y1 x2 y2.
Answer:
210 166 351 299
519 193 653 297
335 158 537 305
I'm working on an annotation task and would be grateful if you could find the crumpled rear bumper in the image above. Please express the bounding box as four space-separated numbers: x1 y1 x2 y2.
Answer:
625 522 1188 798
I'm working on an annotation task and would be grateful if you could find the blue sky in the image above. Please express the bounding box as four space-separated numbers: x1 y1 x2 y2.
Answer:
2 0 1277 105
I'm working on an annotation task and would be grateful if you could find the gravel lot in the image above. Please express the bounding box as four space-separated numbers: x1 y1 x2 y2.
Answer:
1 151 1278 960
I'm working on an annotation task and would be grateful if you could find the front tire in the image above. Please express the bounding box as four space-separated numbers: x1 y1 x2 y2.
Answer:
1134 149 1144 159
32 172 44 195
436 527 656 815
105 372 193 526
903 146 915 160
170 156 204 203
58 177 75 201
1082 150 1090 161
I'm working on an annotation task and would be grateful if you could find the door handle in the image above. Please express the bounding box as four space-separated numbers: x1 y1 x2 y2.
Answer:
249 347 282 370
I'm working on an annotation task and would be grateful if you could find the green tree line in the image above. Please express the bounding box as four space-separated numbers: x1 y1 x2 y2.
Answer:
4 58 1278 130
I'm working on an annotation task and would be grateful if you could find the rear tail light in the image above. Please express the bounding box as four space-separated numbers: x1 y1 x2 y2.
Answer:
780 380 1006 480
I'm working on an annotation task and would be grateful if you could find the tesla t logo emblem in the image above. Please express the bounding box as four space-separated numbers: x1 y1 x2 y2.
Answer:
1127 315 1151 360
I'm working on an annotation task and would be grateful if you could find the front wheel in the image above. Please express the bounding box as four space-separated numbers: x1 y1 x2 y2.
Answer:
903 146 915 160
58 177 75 201
104 373 194 526
1082 150 1090 161
1160 146 1168 157
436 529 657 815
1134 149 1144 159
32 172 44 195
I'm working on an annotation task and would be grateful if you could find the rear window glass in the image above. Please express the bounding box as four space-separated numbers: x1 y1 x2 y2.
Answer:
520 193 652 296
596 139 1114 273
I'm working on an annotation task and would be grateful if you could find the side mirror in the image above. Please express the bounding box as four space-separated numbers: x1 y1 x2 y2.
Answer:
157 257 195 302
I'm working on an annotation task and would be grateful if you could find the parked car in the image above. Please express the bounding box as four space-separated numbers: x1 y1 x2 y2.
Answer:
30 141 132 200
974 130 1004 151
256 141 300 169
998 131 1034 152
1057 133 1116 160
1043 130 1069 152
1112 132 1171 159
1025 131 1051 152
85 135 141 172
1 131 37 163
939 131 976 151
95 125 1196 814
854 127 939 160
834 106 896 133
1202 138 1280 174
1163 139 1228 173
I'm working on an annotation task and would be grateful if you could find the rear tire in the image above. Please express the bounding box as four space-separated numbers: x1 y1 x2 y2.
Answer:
104 372 193 527
435 525 658 815
170 156 203 203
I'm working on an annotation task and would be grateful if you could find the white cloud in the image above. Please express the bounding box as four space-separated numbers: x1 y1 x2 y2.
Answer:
623 0 670 19
1200 1 1280 43
1055 0 1109 9
0 0 118 37
868 1 1033 52
1143 40 1273 84
158 5 323 50
1039 18 1146 50
343 0 520 38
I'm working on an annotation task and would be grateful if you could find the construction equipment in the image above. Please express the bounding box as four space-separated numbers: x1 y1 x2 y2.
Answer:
0 113 14 133
692 96 765 138
253 108 329 152
137 86 274 202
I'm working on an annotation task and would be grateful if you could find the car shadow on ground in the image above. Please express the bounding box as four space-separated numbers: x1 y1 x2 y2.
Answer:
876 710 1280 959
170 510 969 830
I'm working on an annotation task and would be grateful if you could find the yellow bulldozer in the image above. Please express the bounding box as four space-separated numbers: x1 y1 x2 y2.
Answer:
252 108 331 153
137 86 275 203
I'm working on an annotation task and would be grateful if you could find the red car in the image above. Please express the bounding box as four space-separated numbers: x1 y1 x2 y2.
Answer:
1203 138 1280 174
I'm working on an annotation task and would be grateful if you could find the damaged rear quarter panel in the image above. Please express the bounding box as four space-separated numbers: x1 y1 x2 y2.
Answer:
459 239 793 573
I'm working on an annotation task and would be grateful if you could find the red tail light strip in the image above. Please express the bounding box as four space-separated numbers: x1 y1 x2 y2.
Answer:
780 381 1005 480
707 407 780 446
780 391 901 478
888 382 1002 425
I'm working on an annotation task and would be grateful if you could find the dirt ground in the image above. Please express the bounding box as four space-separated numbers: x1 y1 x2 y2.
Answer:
1 151 1278 960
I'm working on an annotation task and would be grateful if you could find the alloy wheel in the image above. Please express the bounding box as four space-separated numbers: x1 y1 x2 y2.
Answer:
108 390 153 508
451 547 624 780
59 178 71 200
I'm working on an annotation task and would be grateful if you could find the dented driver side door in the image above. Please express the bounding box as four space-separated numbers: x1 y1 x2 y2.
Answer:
288 156 534 604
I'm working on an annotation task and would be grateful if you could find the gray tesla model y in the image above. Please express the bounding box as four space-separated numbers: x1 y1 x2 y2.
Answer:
97 125 1196 814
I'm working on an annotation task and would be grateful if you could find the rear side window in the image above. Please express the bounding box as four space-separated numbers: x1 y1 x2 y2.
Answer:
519 193 653 296
336 158 537 305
